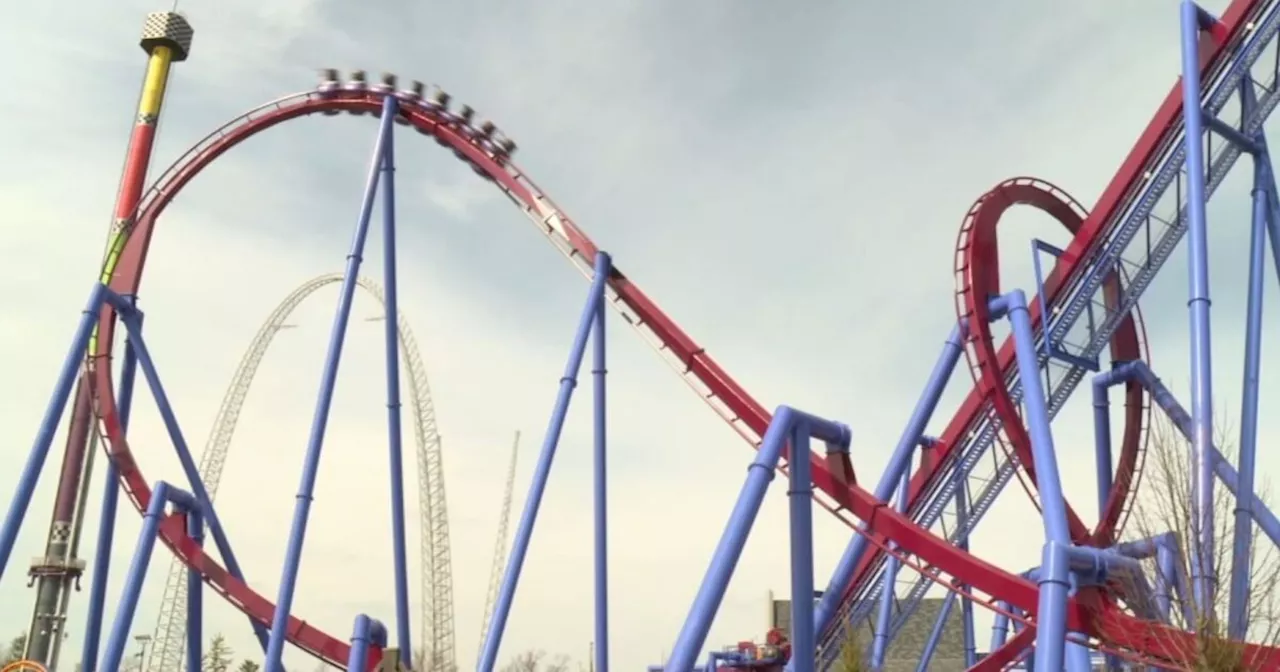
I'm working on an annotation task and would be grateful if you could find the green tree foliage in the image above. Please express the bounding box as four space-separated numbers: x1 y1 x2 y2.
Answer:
830 624 869 672
237 660 262 672
202 634 235 672
1 632 26 665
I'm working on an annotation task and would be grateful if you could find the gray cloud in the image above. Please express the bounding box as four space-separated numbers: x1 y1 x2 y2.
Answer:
4 0 1280 670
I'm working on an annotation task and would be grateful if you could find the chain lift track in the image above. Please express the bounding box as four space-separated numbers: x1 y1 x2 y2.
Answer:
5 0 1275 665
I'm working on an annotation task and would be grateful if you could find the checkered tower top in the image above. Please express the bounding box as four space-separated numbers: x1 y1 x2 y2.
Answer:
140 11 194 61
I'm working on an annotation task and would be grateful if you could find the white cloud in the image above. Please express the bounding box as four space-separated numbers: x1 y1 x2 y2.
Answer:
3 0 1279 670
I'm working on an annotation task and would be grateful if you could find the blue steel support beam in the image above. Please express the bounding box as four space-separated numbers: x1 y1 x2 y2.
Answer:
100 481 200 672
106 294 270 651
186 509 204 672
346 615 388 672
0 283 107 579
79 317 140 672
264 95 399 671
1228 81 1275 640
990 290 1071 672
478 253 613 672
1255 155 1280 282
1242 75 1280 296
788 422 816 672
1203 112 1264 154
954 474 976 669
871 467 911 670
347 615 374 672
914 593 955 672
378 102 413 666
668 407 849 672
812 322 964 643
1157 544 1176 622
857 10 1280 655
593 259 610 672
1179 0 1219 612
1064 573 1092 672
1120 362 1280 545
1092 372 1117 522
989 602 1011 652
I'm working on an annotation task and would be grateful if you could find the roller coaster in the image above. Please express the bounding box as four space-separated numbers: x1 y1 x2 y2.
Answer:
5 0 1280 670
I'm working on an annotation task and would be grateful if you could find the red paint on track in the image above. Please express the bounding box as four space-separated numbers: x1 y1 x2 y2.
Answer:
77 0 1280 665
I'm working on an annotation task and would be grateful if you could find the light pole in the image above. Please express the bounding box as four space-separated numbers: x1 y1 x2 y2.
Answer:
133 634 151 670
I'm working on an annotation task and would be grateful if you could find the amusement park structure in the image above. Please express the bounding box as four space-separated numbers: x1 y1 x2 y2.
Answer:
143 273 458 672
8 0 1280 670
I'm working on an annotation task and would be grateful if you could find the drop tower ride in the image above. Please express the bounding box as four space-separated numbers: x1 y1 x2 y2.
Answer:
22 11 193 669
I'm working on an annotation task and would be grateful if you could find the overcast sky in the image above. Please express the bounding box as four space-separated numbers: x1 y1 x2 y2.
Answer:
5 0 1280 670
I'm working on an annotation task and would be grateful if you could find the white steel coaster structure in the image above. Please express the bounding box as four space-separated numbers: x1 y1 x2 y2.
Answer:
144 273 455 672
476 431 519 664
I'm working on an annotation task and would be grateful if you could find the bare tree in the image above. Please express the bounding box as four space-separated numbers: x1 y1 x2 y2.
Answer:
1122 416 1280 670
499 650 571 672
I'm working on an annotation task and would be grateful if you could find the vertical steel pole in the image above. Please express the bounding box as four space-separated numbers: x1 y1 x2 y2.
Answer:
592 256 610 672
914 593 956 672
955 474 976 668
477 254 612 672
379 98 413 665
347 615 374 672
0 283 108 578
79 325 140 672
666 410 796 672
186 511 204 672
1228 82 1271 639
997 290 1069 672
264 96 399 671
788 425 815 672
1227 127 1268 639
100 482 173 672
871 467 911 669
1178 0 1217 612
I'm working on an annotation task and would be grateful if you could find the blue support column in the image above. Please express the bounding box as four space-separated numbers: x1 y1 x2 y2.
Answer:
1091 373 1116 522
79 319 140 672
0 283 107 578
264 95 400 671
378 100 413 665
347 615 374 672
954 474 976 668
1227 82 1273 640
592 256 611 672
1227 121 1269 639
186 510 204 672
992 290 1070 672
989 603 1010 652
100 482 200 672
1129 363 1280 548
871 467 911 670
108 296 270 650
1064 573 1092 672
1253 153 1280 283
1178 0 1218 612
813 322 965 640
668 407 849 672
788 423 816 672
1157 543 1176 622
914 593 955 672
477 254 612 672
